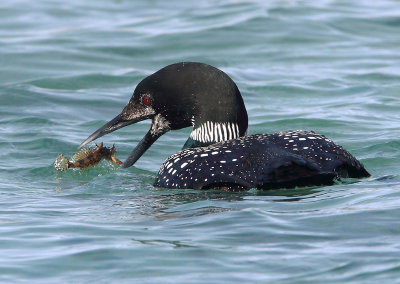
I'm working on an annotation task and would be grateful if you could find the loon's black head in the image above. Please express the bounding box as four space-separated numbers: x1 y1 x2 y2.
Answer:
79 62 248 168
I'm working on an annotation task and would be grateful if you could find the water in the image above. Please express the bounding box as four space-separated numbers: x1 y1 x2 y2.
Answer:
1 0 400 282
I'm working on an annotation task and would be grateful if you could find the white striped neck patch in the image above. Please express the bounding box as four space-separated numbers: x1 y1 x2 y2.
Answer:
189 121 240 143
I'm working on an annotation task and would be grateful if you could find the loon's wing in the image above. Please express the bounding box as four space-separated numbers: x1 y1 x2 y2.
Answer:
258 154 337 190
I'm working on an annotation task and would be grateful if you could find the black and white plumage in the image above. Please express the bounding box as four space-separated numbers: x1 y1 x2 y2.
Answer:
80 62 370 191
155 131 369 190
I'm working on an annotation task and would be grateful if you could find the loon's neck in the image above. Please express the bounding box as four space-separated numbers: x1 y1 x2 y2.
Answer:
182 137 212 149
183 121 246 149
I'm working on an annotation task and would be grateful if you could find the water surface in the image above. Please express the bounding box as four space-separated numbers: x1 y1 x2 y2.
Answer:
1 0 400 282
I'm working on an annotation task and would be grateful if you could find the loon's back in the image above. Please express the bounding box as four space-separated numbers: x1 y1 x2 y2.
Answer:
155 130 370 190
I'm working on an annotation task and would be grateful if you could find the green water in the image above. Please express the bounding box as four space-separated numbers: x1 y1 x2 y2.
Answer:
1 0 400 282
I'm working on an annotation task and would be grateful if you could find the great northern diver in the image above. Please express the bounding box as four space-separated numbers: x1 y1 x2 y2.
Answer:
80 62 370 191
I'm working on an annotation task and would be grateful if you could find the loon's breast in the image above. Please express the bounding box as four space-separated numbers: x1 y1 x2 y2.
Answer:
154 130 370 190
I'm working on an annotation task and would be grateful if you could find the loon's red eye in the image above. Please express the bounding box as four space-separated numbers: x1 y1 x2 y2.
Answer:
142 96 151 106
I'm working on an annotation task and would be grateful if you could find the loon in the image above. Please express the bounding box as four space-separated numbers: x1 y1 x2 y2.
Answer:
80 62 370 191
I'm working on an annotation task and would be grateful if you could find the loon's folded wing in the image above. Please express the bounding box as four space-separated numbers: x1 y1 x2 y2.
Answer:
258 154 337 190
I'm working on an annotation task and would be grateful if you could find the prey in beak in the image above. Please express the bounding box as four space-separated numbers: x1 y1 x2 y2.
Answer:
79 92 171 168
